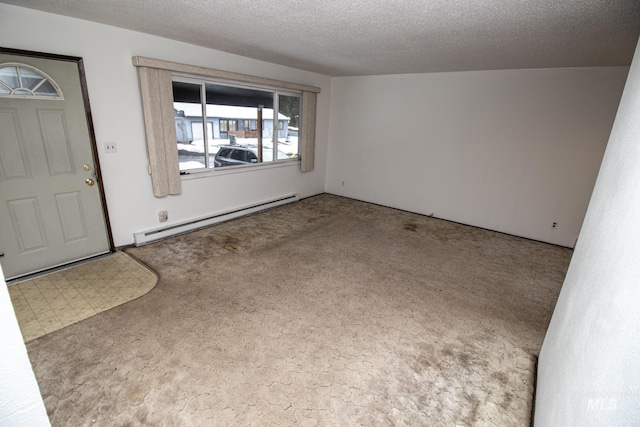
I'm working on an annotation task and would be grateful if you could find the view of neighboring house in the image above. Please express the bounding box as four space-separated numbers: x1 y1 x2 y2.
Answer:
174 102 290 143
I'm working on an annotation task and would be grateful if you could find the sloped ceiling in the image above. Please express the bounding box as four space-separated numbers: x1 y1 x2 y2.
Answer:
2 0 640 76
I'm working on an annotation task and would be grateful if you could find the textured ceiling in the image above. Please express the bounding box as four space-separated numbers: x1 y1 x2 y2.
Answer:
3 0 640 76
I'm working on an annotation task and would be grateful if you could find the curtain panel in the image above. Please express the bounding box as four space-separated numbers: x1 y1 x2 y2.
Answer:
136 66 181 197
300 91 317 172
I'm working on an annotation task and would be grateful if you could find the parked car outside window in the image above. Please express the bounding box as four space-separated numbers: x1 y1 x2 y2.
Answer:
214 145 292 168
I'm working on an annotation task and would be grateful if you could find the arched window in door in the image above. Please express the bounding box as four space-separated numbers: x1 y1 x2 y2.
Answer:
0 63 63 99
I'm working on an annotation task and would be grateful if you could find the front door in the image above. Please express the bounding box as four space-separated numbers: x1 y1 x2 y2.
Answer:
0 51 111 280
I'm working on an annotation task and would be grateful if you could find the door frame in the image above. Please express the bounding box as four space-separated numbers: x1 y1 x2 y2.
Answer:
0 46 115 261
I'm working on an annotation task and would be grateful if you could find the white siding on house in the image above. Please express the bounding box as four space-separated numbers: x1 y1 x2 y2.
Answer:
175 103 287 120
175 103 289 140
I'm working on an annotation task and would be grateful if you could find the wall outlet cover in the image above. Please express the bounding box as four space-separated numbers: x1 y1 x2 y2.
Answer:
104 142 117 153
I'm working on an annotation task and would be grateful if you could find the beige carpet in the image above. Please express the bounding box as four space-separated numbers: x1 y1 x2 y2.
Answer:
10 252 157 342
25 194 572 426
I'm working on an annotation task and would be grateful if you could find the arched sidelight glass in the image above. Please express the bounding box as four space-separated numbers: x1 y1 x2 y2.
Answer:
0 63 64 99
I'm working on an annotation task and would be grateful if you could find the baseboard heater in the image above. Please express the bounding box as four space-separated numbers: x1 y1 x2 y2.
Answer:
133 193 299 246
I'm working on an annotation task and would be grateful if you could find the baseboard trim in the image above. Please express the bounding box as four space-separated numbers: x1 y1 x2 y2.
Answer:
133 193 299 246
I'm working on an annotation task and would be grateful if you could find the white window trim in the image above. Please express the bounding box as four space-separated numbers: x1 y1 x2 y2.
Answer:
181 157 300 181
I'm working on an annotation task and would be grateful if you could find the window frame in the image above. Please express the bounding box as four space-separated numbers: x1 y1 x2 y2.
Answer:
172 73 302 174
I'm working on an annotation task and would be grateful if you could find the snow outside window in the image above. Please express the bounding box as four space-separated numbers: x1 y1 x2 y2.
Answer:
173 78 301 172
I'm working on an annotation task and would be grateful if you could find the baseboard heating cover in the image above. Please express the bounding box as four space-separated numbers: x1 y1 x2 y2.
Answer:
133 193 299 246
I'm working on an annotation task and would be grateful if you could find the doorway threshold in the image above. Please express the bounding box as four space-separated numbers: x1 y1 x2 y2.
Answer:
6 251 112 286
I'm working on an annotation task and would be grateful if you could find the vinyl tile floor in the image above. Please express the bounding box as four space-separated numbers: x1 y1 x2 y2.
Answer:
8 251 157 342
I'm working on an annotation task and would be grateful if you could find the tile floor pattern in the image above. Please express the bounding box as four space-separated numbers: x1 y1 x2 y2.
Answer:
8 251 157 342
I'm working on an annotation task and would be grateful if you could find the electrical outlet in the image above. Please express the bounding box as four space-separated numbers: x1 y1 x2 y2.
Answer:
104 142 117 153
551 222 558 229
158 210 168 222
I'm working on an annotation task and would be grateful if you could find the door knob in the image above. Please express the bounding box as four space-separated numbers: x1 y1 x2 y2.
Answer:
85 178 95 186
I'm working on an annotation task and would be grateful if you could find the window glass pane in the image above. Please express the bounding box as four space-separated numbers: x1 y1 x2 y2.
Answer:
0 66 19 88
278 94 301 159
19 67 44 90
230 150 245 161
173 81 208 171
218 148 232 157
34 80 58 96
205 83 274 167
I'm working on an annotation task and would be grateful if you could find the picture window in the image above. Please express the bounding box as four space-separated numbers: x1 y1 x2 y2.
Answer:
173 78 301 171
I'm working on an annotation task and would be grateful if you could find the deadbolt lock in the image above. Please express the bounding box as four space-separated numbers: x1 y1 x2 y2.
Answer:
83 164 91 171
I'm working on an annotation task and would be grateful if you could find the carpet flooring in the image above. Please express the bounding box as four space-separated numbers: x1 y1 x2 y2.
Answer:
25 194 572 426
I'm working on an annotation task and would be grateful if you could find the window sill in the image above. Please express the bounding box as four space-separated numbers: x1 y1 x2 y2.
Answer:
179 159 300 181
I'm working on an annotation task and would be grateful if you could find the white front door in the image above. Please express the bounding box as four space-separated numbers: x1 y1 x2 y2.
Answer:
0 52 110 280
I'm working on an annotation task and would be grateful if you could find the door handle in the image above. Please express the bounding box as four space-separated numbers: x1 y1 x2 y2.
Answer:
85 178 95 186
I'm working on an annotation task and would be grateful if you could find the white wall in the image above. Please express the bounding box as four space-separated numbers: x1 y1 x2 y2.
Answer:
0 4 331 247
326 67 627 247
535 39 640 426
0 266 50 426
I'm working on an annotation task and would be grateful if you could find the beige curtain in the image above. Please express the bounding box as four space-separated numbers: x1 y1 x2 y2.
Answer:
137 67 181 197
300 91 317 173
